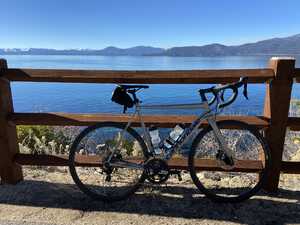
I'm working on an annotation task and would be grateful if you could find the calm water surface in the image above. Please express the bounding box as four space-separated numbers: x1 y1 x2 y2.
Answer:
2 55 300 115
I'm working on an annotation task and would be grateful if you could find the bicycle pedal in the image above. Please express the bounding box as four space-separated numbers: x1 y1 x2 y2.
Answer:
170 170 182 181
177 173 182 181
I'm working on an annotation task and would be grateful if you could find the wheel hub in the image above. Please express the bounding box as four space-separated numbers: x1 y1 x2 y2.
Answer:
216 151 235 170
102 152 122 180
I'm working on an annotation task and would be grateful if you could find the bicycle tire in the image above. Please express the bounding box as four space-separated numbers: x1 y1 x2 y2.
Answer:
188 120 271 203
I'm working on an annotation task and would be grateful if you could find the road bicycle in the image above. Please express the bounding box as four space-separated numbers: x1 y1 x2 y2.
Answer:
69 77 271 203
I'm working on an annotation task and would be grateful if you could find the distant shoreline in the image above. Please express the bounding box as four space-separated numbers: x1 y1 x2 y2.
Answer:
1 54 300 57
1 33 300 57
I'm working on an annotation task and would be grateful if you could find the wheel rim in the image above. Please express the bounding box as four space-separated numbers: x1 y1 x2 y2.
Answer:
70 124 146 200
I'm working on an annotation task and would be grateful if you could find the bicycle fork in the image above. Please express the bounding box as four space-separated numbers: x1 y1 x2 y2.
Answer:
207 117 235 166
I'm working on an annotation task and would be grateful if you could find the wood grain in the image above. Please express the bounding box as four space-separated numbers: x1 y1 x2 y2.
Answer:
281 161 300 174
14 153 264 173
14 154 300 173
3 68 274 83
287 117 300 131
0 59 23 184
263 57 295 192
9 113 270 128
294 68 300 82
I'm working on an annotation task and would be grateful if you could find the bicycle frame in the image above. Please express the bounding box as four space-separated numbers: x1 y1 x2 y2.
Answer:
109 98 234 168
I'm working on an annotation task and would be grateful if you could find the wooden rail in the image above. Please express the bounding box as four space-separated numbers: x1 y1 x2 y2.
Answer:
0 57 300 193
263 58 296 191
294 68 300 82
10 113 270 128
13 153 300 174
14 153 264 173
287 117 300 131
0 60 23 183
3 68 274 83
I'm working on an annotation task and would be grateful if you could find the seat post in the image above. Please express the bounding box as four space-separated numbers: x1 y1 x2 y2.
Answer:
129 89 139 104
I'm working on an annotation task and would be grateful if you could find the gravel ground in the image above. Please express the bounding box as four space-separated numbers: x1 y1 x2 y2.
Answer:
0 166 300 225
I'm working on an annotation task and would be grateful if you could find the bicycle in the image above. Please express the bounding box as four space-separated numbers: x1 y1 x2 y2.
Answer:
69 77 271 203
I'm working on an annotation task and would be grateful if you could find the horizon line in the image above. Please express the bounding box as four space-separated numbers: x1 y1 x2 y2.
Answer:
1 33 299 50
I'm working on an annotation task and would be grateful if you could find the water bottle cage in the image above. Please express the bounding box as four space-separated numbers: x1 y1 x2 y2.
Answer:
160 139 174 149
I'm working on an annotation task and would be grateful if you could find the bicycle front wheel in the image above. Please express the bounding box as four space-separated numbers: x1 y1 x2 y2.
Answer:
188 120 271 203
69 122 148 202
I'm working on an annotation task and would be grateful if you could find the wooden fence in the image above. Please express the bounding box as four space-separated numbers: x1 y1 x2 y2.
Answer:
1 57 300 192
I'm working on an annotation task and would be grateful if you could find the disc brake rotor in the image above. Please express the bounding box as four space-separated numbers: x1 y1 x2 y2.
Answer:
216 150 235 170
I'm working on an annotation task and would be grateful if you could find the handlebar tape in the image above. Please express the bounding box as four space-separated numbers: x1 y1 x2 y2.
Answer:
199 77 248 108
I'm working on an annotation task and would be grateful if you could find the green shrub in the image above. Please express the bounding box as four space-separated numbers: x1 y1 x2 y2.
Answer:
17 125 72 155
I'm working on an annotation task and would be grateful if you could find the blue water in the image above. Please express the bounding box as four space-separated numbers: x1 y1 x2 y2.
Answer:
2 55 300 115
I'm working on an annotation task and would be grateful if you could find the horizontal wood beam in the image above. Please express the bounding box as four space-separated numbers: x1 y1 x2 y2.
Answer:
14 153 264 173
2 68 274 83
281 161 300 174
14 154 300 173
287 117 300 131
294 68 300 82
10 113 270 128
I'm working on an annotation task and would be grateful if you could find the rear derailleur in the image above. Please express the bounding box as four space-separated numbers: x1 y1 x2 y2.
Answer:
102 152 122 182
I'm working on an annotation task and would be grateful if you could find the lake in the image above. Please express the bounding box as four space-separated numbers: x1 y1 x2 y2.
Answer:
2 55 300 115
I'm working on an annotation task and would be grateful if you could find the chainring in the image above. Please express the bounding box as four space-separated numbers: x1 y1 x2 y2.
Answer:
144 158 170 184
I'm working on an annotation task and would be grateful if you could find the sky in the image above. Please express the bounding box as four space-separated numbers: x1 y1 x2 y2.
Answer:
1 0 300 49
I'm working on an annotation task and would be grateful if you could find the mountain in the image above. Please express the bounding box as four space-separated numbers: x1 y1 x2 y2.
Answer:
162 34 300 56
1 34 300 56
0 46 165 56
162 44 232 56
97 46 165 56
232 34 300 55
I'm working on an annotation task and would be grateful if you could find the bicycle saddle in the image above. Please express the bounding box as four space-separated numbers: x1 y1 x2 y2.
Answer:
119 84 149 90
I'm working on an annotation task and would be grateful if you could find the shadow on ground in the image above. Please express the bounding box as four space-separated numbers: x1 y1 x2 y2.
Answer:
0 180 300 225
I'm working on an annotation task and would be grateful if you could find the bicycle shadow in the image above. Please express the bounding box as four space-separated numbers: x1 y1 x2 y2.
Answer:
0 179 300 225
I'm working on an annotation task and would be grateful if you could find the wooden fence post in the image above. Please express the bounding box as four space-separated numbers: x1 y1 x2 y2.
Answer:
263 57 295 192
0 59 23 184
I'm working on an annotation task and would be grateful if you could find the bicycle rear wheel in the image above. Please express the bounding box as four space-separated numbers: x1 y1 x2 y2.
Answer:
69 122 148 202
188 120 271 203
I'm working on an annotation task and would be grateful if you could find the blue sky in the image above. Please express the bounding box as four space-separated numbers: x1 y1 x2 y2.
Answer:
1 0 300 49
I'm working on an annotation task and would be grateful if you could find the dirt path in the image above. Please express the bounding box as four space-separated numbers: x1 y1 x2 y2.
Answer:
0 167 300 225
